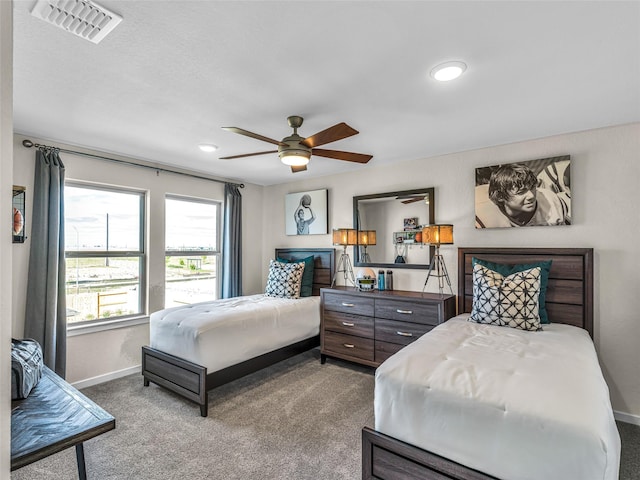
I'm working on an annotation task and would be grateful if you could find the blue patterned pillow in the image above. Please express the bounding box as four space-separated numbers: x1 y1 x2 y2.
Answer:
277 255 315 297
469 263 543 331
472 258 552 324
264 260 305 299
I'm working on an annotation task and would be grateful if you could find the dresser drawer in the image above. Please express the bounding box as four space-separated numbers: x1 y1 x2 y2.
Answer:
375 341 405 364
375 319 434 346
323 311 374 338
375 298 440 325
323 292 374 316
323 331 375 361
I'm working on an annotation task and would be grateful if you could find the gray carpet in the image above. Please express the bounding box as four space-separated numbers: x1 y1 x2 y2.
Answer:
11 349 640 479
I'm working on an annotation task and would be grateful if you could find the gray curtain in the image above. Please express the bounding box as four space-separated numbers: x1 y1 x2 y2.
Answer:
25 148 67 378
221 183 242 298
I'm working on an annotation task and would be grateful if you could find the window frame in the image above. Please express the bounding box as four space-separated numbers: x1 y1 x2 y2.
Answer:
64 181 147 328
164 194 222 305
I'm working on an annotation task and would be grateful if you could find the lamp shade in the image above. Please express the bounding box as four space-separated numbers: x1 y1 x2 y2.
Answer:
333 228 358 246
357 230 377 246
422 224 454 245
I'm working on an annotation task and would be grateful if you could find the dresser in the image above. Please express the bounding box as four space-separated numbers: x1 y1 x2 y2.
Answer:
320 287 456 367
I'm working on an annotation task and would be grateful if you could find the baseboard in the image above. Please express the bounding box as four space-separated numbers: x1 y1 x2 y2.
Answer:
71 365 140 390
614 410 640 426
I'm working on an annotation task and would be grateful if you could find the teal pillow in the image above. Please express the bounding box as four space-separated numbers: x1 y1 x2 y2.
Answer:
472 258 552 324
277 256 315 297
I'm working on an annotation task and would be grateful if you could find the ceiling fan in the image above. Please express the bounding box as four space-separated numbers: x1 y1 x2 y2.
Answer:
220 116 373 173
396 194 430 204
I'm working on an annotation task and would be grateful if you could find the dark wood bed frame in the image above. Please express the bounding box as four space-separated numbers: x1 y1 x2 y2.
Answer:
142 247 335 417
363 247 594 480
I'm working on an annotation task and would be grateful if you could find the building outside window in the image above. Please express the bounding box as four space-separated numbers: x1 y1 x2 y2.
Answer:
165 195 220 308
64 183 146 325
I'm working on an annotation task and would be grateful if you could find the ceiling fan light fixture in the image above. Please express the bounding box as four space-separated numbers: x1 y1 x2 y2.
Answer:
280 151 311 167
430 61 467 82
198 144 218 153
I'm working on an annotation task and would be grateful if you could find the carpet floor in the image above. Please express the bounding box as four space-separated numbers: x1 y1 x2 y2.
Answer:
11 348 640 479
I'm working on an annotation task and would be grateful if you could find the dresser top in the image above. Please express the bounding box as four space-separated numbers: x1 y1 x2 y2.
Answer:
321 286 455 302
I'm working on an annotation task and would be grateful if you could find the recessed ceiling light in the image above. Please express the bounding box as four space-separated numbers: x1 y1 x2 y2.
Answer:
430 61 467 82
198 144 218 153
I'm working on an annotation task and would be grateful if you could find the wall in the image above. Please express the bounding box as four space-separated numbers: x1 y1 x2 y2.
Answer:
262 123 640 421
0 1 13 476
12 135 264 385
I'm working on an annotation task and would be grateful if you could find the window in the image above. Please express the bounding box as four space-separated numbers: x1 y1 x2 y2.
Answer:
65 184 145 325
165 195 220 308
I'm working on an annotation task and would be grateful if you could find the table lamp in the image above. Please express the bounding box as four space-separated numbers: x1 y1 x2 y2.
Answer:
421 224 454 295
332 228 358 287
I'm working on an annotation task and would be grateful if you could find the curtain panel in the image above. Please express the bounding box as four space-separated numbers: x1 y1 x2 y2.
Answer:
25 148 67 378
221 183 242 298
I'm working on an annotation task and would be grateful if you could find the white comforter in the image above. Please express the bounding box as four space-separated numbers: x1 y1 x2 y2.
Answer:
375 314 620 480
150 294 320 372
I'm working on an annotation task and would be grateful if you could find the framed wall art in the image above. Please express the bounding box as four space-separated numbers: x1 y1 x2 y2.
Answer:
285 188 328 235
475 155 571 228
12 186 26 243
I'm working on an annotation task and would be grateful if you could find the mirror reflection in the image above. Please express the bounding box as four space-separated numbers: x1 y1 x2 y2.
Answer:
353 188 435 269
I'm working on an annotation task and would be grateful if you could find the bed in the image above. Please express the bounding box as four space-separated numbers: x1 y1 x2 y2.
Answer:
142 247 335 417
363 247 620 480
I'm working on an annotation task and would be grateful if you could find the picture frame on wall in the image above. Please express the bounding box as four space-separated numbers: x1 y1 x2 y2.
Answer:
285 188 328 235
475 155 571 228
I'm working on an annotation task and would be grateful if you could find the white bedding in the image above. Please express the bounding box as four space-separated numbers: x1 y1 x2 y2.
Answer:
374 314 620 480
150 294 320 373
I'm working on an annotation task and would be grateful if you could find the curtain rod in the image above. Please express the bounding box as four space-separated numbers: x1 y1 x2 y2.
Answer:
21 139 245 188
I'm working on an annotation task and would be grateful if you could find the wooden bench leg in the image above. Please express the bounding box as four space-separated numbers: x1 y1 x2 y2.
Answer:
75 443 87 480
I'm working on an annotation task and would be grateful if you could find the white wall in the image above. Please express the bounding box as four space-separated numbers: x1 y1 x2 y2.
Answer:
12 135 264 384
0 1 13 476
262 123 640 420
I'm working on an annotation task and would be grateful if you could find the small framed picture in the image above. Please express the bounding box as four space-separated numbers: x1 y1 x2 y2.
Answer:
395 236 404 244
403 217 418 231
285 189 329 235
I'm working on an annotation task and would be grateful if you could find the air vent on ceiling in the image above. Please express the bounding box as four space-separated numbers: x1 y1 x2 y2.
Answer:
30 0 122 44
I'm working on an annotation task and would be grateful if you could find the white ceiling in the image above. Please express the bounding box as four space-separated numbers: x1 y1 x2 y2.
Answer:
12 1 640 186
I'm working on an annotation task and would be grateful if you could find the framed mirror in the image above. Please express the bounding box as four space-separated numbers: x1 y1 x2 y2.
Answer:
353 187 435 269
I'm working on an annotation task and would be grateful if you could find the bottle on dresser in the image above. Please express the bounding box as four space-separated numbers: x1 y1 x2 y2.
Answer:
377 270 385 291
386 270 393 291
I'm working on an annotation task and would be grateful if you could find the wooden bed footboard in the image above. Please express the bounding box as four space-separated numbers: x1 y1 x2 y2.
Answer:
142 336 319 417
362 427 497 480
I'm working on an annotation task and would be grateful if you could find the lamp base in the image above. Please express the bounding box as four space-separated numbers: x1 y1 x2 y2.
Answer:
422 247 453 295
332 247 356 287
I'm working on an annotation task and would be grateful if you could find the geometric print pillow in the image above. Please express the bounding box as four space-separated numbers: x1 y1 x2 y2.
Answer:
468 263 542 331
264 260 305 299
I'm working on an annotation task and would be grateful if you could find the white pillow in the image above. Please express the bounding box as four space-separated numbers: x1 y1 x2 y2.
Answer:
264 259 305 299
469 263 542 331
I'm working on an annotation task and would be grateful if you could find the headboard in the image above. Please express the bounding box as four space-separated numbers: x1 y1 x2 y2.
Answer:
274 248 335 296
458 247 594 337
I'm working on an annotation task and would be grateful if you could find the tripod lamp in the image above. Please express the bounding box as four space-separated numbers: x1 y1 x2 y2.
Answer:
332 228 358 287
357 230 376 263
421 224 454 295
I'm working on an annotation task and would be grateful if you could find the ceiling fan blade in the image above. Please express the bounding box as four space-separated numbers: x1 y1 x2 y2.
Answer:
291 165 307 173
402 197 425 204
222 127 284 146
302 123 359 148
219 150 278 160
312 148 372 164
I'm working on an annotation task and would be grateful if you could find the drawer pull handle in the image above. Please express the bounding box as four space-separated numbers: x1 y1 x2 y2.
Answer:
342 322 355 327
396 331 413 337
343 343 355 348
396 309 413 314
341 302 355 307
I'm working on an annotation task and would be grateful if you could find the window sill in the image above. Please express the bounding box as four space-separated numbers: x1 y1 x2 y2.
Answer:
67 315 149 337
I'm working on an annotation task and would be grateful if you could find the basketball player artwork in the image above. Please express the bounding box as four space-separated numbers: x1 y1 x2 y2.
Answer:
475 155 571 228
285 189 328 235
